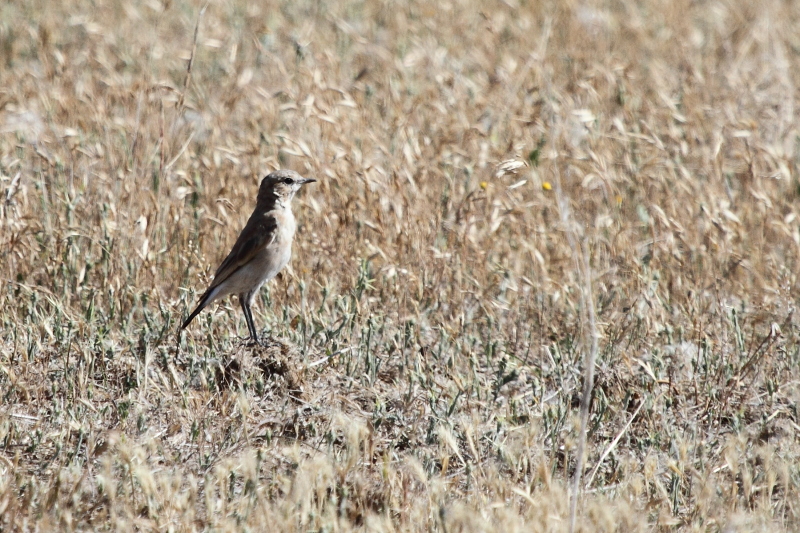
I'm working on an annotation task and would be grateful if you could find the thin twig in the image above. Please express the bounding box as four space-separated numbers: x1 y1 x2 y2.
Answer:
177 3 208 113
568 238 599 533
554 162 599 533
585 399 645 488
304 347 353 369
164 130 196 171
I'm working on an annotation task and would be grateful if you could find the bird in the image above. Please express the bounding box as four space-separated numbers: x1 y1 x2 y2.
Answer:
181 169 316 344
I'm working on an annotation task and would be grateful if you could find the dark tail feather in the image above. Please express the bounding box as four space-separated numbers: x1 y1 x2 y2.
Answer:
181 288 215 330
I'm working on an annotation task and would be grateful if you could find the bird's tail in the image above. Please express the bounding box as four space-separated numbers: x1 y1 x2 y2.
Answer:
181 286 220 330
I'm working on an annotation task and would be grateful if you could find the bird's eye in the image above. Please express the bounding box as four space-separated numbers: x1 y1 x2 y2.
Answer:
283 178 294 184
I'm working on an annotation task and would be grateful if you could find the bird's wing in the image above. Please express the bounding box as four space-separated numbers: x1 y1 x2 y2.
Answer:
208 213 278 290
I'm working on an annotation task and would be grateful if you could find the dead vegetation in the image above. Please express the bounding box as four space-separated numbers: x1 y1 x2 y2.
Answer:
1 0 800 530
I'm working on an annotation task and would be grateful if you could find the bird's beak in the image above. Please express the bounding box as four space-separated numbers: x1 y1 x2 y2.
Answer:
300 178 317 185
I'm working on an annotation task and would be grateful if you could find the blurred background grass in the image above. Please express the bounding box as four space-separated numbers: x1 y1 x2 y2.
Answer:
1 0 800 530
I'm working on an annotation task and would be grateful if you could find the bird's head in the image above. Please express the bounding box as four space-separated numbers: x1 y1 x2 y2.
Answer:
257 170 316 205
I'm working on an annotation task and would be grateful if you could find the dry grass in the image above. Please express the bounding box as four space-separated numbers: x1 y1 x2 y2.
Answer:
2 0 800 530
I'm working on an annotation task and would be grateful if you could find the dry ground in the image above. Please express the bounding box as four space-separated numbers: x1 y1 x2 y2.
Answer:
2 0 800 531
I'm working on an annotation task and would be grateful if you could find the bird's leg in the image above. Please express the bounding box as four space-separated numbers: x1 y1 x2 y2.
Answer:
240 295 260 345
246 307 259 344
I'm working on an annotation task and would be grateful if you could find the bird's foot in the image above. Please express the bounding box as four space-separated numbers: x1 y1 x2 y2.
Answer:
244 335 275 348
244 337 262 347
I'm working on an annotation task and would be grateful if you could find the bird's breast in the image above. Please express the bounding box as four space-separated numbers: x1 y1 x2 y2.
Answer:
271 209 296 244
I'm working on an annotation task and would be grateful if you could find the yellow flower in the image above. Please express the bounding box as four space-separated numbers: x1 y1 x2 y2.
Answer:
480 181 488 190
542 181 552 191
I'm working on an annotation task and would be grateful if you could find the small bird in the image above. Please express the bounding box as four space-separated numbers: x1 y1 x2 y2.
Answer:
181 170 316 344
